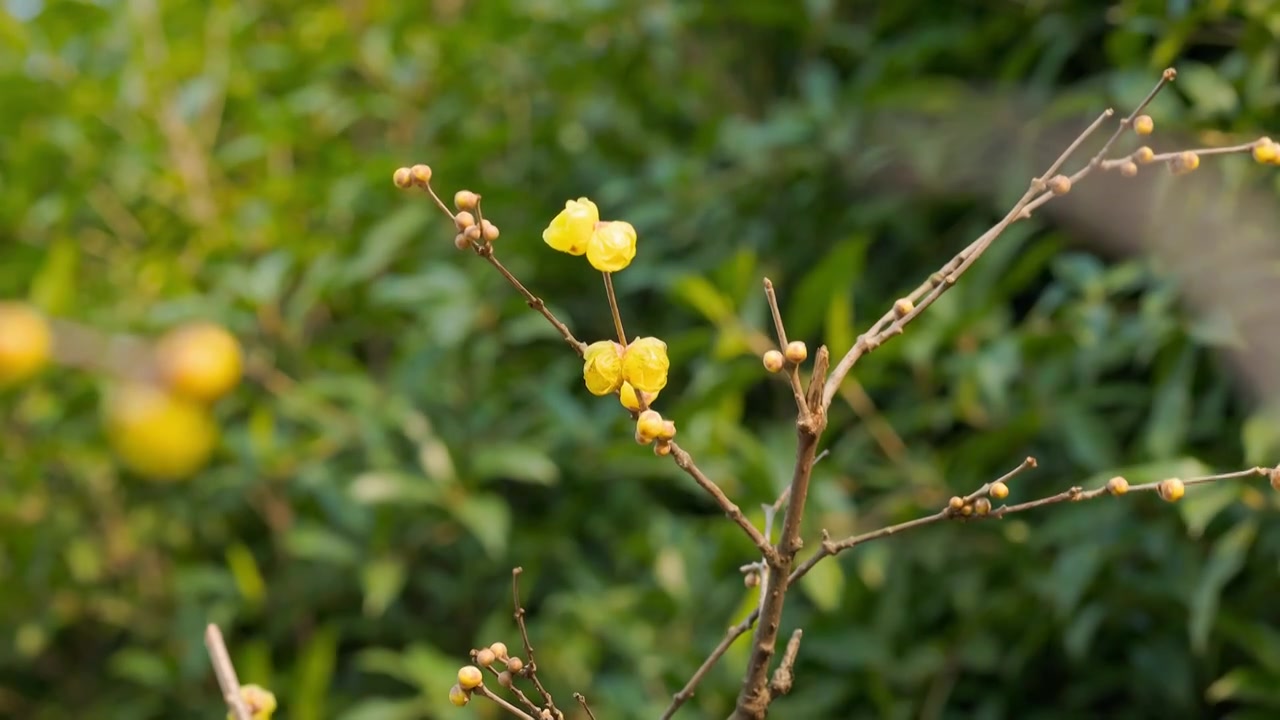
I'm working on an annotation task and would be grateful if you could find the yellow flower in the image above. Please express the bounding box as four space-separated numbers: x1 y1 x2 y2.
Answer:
622 337 669 393
228 684 277 720
542 198 598 255
586 221 637 273
583 340 625 396
618 381 659 411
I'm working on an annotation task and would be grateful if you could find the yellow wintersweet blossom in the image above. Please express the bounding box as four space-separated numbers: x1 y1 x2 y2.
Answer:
622 337 669 393
586 220 637 273
583 340 625 396
542 197 598 255
618 381 659 411
227 684 277 720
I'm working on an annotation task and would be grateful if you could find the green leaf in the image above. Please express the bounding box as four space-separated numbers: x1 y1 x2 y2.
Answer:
799 554 845 613
1178 62 1239 117
470 442 560 485
341 204 432 285
1242 411 1280 467
791 235 867 340
1178 480 1241 539
226 542 267 607
285 525 359 566
1190 520 1257 655
672 274 735 324
449 493 511 559
1206 667 1280 707
108 648 172 688
1047 542 1103 619
336 698 425 720
1143 346 1193 460
362 557 407 618
293 625 339 720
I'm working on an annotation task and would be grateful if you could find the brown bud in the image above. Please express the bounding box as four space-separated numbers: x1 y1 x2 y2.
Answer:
1157 478 1185 502
948 496 965 512
489 642 509 660
506 657 524 673
762 350 784 373
1047 174 1071 195
973 497 992 515
1134 146 1155 164
475 648 496 667
893 298 914 319
498 671 513 688
1106 476 1129 496
1170 151 1200 176
743 570 760 588
454 211 476 229
455 190 480 211
1270 466 1280 493
410 164 433 186
1119 161 1138 177
464 225 483 242
784 341 808 364
393 167 413 188
454 233 471 251
988 481 1009 500
481 219 500 242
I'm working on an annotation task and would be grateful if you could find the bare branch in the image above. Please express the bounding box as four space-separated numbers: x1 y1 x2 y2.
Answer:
668 441 780 565
476 685 537 720
768 629 803 697
573 693 598 720
204 624 251 720
763 278 808 419
819 72 1186 410
511 568 562 719
788 465 1272 588
661 610 761 719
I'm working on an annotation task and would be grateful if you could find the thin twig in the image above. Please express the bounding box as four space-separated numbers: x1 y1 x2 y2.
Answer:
476 685 538 720
573 693 598 720
603 271 628 346
788 466 1271 587
660 611 761 719
204 624 251 720
668 442 780 565
480 247 587 356
768 629 803 697
511 568 562 719
763 278 808 419
818 71 1189 412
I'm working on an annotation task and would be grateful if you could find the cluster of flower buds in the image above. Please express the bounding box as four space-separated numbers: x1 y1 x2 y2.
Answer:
450 642 526 707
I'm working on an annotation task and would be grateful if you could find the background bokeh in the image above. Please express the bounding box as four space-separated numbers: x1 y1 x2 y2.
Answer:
3 1 1280 718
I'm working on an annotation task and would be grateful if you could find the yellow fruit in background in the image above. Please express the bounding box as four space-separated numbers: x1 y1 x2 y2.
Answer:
155 322 243 403
105 383 217 481
0 302 53 386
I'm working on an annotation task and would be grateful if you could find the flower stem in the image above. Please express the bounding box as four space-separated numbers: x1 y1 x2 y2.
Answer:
603 272 627 346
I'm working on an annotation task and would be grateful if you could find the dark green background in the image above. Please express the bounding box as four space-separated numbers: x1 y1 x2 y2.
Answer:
3 1 1280 718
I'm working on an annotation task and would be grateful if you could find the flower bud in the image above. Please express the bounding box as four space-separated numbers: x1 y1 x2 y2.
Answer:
393 167 413 188
763 350 784 373
784 341 808 364
455 190 480 211
410 164 433 186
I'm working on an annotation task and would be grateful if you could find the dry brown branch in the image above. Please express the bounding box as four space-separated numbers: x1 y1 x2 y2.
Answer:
512 567 563 720
574 693 598 720
768 630 803 697
204 624 251 720
477 685 538 720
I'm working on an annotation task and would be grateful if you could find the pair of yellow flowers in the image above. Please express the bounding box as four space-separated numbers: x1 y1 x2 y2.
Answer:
541 197 637 273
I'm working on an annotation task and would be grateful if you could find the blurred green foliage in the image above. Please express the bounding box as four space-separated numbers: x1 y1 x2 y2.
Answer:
3 1 1280 718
